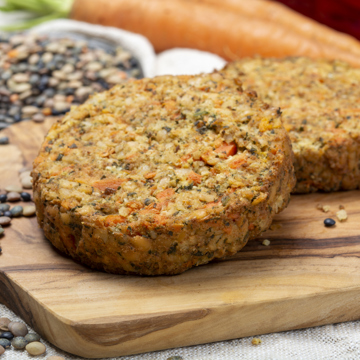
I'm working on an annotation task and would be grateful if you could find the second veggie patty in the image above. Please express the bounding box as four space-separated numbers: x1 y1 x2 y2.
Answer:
223 57 360 193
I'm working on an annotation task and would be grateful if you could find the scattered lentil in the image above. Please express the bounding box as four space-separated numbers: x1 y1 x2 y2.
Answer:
11 82 31 93
0 345 4 355
22 106 39 116
0 339 11 349
12 73 29 83
23 205 36 217
10 205 23 217
20 192 31 202
3 211 12 218
53 101 69 113
336 209 348 222
19 167 31 174
25 341 46 356
24 333 40 343
0 319 10 332
7 322 14 333
11 336 28 350
32 113 45 123
324 218 336 227
339 204 345 210
6 192 21 202
5 186 22 193
262 239 271 246
0 137 9 145
251 338 262 345
0 332 13 340
21 175 32 189
0 217 11 226
9 322 27 337
20 171 31 179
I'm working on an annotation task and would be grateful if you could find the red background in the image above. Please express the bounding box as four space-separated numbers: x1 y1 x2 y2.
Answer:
276 0 360 40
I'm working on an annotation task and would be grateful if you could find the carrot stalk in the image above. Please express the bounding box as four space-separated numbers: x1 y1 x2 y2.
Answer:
0 0 73 30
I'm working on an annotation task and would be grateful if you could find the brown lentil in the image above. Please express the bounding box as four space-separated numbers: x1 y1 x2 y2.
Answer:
0 318 10 331
4 186 22 193
20 171 31 179
9 322 28 337
21 175 32 189
25 341 46 356
23 205 36 217
6 322 14 333
6 192 21 202
0 217 11 226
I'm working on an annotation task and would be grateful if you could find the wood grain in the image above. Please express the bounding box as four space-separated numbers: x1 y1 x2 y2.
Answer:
1 120 360 358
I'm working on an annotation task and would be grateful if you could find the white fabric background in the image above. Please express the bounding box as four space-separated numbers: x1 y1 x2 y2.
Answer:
2 303 360 360
1 7 360 360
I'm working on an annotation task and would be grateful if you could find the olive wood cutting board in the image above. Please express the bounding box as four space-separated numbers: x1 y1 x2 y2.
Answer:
1 119 360 358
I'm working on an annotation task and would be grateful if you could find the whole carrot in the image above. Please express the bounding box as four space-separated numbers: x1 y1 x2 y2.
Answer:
70 0 360 67
184 0 360 56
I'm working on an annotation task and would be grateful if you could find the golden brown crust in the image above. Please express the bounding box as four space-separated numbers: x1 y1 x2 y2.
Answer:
222 57 360 193
33 73 295 275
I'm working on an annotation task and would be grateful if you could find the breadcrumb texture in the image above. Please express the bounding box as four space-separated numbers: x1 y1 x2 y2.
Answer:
223 57 360 193
32 73 295 275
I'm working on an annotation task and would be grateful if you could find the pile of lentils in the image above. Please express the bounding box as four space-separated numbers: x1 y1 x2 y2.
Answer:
0 138 35 247
0 179 35 244
0 316 183 360
0 317 48 357
0 32 142 128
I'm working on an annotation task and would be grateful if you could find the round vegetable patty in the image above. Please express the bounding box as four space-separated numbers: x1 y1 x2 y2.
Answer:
32 73 295 275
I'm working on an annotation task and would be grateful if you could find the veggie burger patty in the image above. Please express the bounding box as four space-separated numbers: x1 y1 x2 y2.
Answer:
223 57 360 193
33 73 295 275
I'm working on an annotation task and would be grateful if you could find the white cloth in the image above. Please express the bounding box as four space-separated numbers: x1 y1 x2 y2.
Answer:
155 48 226 76
2 303 360 359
